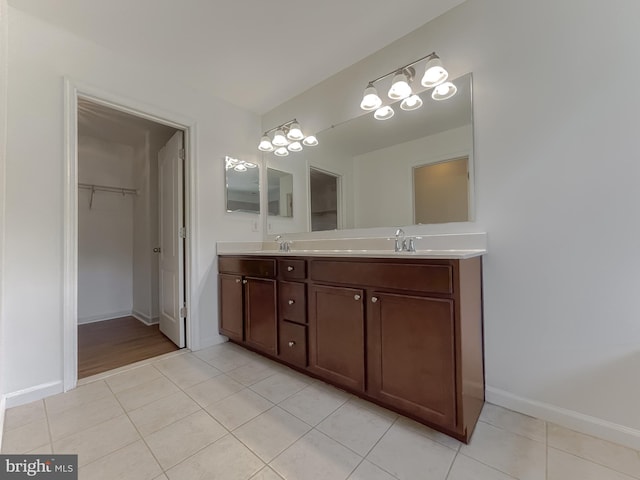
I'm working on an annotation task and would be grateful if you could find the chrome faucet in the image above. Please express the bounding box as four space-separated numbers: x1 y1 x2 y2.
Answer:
275 235 290 252
394 228 405 252
394 228 416 252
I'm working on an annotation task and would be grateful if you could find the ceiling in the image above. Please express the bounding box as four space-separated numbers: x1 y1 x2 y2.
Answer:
9 0 466 114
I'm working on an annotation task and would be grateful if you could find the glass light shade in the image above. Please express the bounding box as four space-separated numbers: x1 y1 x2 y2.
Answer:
244 162 257 168
288 141 303 152
272 129 288 147
374 105 395 120
302 135 318 146
400 94 423 111
258 135 274 152
421 56 448 87
234 163 247 172
388 72 412 100
360 84 382 111
431 81 457 100
287 122 304 140
274 146 289 156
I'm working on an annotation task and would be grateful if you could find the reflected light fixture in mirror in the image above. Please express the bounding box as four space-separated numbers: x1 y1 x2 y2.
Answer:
432 81 457 100
258 118 319 154
225 155 257 172
360 51 452 120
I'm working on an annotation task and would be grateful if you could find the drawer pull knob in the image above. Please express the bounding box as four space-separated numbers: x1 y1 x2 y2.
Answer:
235 278 241 283
288 299 295 305
354 294 361 301
242 279 247 284
288 341 296 347
371 296 378 303
287 266 294 272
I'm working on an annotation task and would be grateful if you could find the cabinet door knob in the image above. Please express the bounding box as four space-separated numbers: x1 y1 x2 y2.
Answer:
288 299 295 305
235 278 241 283
288 341 296 347
354 294 361 301
287 266 294 272
371 296 378 303
242 279 247 284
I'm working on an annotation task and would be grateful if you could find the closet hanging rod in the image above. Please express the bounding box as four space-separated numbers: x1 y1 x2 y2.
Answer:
78 183 138 195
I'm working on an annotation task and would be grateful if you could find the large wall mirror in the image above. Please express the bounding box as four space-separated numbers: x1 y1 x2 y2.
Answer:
225 156 260 214
264 73 474 234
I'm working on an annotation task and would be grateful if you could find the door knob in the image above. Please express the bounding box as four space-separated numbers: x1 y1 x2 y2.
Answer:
354 294 361 300
288 341 296 347
371 296 378 303
288 300 295 305
153 247 161 253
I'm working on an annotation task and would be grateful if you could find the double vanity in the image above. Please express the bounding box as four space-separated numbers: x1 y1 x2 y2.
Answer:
217 233 486 443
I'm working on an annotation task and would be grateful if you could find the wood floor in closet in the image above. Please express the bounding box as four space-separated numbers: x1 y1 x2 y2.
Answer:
78 316 180 379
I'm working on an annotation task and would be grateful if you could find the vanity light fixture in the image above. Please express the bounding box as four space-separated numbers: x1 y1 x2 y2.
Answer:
257 118 319 154
400 94 423 111
359 52 453 119
225 155 258 172
431 81 457 101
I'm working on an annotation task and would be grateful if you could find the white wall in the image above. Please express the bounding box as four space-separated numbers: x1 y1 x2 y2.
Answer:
353 125 472 228
263 0 640 448
4 7 261 399
78 135 135 323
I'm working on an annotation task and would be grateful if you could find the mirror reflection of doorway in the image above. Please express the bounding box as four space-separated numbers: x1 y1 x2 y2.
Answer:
413 156 469 224
309 167 340 231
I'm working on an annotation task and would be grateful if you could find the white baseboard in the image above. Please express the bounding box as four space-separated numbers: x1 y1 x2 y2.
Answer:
0 394 6 452
5 381 63 409
132 311 159 325
77 310 133 325
486 386 640 451
195 335 228 351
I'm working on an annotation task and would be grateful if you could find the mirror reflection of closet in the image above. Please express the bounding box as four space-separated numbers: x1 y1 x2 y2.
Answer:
309 167 340 231
413 156 469 224
225 156 260 214
267 168 293 217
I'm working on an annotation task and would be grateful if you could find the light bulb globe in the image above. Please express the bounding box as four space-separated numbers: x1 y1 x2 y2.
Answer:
374 105 395 120
272 129 288 147
360 84 382 111
421 55 448 87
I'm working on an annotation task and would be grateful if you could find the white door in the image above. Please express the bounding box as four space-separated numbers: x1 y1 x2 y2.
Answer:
158 131 185 347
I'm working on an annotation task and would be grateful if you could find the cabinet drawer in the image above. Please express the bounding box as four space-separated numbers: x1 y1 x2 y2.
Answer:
279 321 307 367
219 256 276 278
310 260 453 295
279 259 306 280
279 281 307 324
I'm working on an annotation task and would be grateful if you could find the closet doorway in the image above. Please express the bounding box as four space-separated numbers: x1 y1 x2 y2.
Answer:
76 98 186 378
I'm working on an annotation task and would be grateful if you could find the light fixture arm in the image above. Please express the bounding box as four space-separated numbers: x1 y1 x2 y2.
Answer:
262 118 299 136
367 52 437 85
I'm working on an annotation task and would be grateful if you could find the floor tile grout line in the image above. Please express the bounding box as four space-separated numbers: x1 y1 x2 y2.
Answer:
547 445 640 480
42 400 54 453
477 418 547 445
443 450 459 480
545 420 549 480
450 452 518 480
354 416 403 480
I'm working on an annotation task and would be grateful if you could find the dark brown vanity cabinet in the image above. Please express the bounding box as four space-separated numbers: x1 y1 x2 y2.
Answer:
308 284 365 391
218 257 277 355
277 259 308 368
218 254 484 443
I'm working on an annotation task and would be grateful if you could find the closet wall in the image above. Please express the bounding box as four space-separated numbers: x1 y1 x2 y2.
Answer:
78 135 137 323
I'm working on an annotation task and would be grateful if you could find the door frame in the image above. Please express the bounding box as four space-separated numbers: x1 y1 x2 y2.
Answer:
63 78 198 391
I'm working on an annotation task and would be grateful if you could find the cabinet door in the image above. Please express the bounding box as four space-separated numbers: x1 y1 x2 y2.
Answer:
309 285 365 391
368 292 457 428
219 274 243 342
245 277 277 355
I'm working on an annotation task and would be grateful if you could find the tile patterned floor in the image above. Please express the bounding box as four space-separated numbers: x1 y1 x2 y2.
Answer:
3 343 640 479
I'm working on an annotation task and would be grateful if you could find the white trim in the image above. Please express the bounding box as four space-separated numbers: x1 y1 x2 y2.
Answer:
63 78 198 392
486 386 640 451
132 311 159 325
0 394 6 451
5 381 63 409
77 310 134 325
